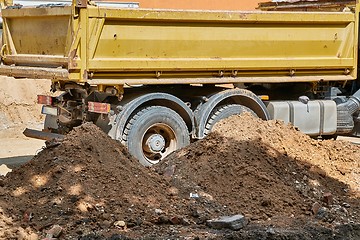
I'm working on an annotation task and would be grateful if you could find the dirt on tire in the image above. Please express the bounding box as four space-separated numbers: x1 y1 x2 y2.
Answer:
0 114 359 239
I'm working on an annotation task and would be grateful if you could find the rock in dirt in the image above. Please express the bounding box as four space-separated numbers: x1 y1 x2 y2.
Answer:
316 207 336 223
154 209 163 215
46 224 63 238
322 192 334 205
312 202 321 215
207 214 248 230
114 220 126 229
343 202 351 208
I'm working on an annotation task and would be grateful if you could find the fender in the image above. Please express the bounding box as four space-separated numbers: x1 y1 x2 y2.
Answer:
109 92 194 142
195 88 270 139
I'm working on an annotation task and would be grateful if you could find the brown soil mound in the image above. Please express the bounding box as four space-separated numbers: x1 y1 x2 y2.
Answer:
0 114 359 239
158 113 360 224
0 123 227 239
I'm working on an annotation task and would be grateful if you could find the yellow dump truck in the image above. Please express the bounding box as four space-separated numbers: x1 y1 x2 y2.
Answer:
1 0 359 165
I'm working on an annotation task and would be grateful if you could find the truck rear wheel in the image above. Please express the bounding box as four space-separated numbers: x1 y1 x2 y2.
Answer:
204 104 255 135
124 106 190 166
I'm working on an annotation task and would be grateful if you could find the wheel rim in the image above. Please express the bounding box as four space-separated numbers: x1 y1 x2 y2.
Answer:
141 123 177 164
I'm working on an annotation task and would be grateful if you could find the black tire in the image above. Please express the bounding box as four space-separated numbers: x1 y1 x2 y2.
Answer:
124 106 190 166
204 104 255 135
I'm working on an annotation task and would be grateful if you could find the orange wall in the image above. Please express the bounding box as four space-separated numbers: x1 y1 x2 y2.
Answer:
122 0 261 10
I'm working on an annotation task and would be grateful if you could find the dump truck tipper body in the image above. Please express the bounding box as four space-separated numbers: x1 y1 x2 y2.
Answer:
0 1 359 165
0 3 357 83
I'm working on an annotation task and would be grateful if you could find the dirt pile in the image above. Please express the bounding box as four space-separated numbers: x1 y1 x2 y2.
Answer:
0 123 228 239
0 114 359 239
158 113 360 225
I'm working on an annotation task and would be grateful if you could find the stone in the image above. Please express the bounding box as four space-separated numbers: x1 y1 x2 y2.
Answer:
23 211 34 222
156 215 170 224
199 191 214 201
308 179 321 187
170 216 181 225
155 209 163 215
312 202 321 215
181 217 191 226
342 202 351 208
189 193 199 199
164 165 176 178
335 205 348 215
0 178 5 187
114 220 126 229
206 214 248 230
191 208 201 218
322 192 333 205
266 227 276 235
316 207 328 219
102 220 112 228
167 187 179 196
261 198 272 207
100 213 111 221
0 187 5 196
46 224 63 238
316 207 335 223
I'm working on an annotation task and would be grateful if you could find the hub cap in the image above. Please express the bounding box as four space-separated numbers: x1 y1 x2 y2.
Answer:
141 123 177 164
144 134 166 153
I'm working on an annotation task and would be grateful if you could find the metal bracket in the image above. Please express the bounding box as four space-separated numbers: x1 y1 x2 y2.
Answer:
0 0 13 9
76 0 87 8
0 44 7 60
289 69 296 76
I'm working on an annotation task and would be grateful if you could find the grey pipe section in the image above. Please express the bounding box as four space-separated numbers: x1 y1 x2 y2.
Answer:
338 89 360 115
335 88 360 134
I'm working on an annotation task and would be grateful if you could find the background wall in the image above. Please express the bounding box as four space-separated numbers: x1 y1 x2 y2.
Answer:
115 0 262 10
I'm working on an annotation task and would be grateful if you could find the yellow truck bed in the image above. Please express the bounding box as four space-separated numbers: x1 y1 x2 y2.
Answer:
0 2 358 85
